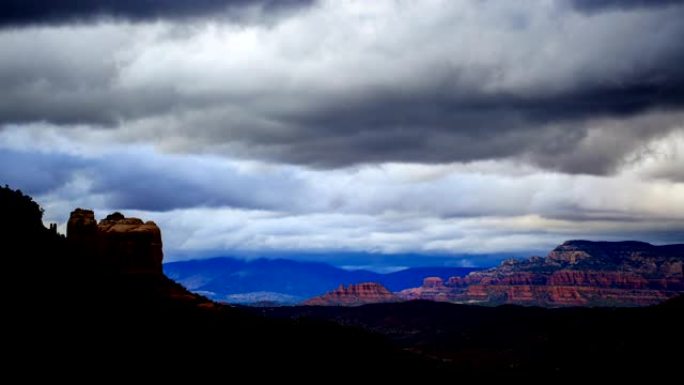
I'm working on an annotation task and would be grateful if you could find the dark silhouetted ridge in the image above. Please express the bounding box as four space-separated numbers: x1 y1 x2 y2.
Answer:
1 185 438 378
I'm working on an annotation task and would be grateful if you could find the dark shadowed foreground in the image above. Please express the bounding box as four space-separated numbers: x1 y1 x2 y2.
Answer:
261 298 684 376
2 186 682 379
2 186 432 379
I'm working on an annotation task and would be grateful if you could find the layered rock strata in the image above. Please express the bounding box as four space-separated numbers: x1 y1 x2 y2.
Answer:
400 241 684 307
304 282 400 306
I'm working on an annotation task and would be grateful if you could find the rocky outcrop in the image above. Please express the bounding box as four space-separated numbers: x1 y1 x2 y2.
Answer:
67 208 98 255
548 271 648 289
399 240 684 307
400 277 452 302
304 282 400 306
67 209 163 274
422 277 444 288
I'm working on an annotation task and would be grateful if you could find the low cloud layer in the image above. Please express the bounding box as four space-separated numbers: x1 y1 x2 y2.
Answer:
0 0 312 27
2 127 683 262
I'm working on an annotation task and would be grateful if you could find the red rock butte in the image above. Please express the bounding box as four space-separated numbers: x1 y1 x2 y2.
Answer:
304 282 400 306
67 209 163 274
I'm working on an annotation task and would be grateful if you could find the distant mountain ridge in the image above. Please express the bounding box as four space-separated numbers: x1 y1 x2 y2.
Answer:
164 257 478 304
400 240 684 306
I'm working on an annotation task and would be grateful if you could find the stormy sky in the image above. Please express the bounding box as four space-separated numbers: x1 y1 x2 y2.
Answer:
1 0 683 267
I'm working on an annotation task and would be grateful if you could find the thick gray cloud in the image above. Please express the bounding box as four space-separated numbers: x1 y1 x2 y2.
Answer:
0 149 84 195
0 0 313 27
0 146 306 212
570 0 684 13
1 1 683 175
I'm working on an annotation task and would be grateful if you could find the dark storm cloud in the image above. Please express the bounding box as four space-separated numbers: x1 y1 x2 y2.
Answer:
570 0 684 13
89 151 305 211
0 147 304 212
0 0 314 27
0 150 85 195
264 79 684 170
1 0 683 176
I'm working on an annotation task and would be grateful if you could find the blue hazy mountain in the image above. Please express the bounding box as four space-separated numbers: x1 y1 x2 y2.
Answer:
164 257 479 304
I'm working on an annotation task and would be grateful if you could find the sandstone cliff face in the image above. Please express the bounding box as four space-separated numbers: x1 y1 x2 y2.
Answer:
67 210 163 274
399 240 684 307
400 277 452 302
67 208 98 255
547 271 648 289
304 282 399 306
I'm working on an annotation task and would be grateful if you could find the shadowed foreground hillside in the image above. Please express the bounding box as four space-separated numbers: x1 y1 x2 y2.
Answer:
2 186 435 378
262 297 684 376
3 186 683 378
